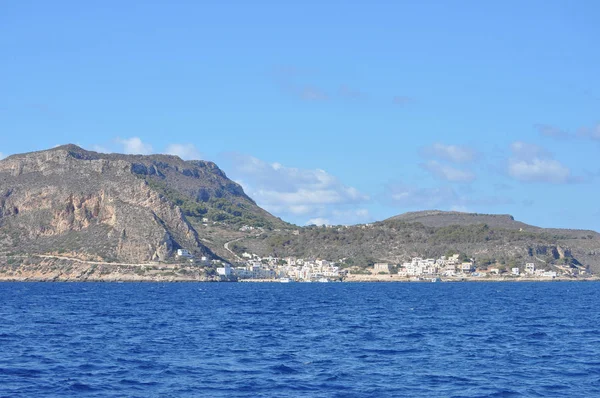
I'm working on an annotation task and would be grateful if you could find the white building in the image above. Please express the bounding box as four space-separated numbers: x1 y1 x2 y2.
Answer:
525 263 535 274
460 262 474 273
217 264 232 277
176 249 193 258
511 267 520 276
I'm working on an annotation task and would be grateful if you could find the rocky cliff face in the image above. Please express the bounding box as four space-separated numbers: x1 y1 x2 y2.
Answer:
0 145 281 263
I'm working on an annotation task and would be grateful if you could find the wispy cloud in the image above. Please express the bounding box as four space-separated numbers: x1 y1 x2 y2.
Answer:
307 217 331 226
509 158 571 183
115 137 153 155
0 152 5 160
91 139 203 160
300 86 329 101
165 143 202 160
307 209 372 226
90 144 110 153
419 142 477 183
421 142 476 163
577 123 600 141
534 124 570 139
535 122 600 142
224 153 369 223
420 160 476 182
507 141 574 183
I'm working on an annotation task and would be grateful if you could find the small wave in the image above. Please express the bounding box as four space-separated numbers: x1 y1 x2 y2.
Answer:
0 367 43 377
68 382 97 392
486 389 523 397
269 364 299 374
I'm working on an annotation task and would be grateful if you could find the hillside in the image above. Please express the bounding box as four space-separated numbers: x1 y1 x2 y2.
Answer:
237 211 600 273
385 211 537 230
1 145 599 277
0 145 286 263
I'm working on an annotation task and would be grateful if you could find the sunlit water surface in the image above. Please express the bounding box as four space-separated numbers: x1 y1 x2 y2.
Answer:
1 282 600 397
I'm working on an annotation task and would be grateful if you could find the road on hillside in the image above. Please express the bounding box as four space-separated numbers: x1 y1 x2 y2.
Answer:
223 228 264 262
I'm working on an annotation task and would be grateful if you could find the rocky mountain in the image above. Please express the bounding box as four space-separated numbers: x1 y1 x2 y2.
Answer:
1 145 599 277
0 145 285 263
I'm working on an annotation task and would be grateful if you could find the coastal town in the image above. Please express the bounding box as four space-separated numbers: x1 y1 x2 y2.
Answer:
175 249 588 282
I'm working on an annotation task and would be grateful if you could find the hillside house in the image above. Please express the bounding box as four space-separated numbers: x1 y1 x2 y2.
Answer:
525 263 535 274
374 263 391 273
176 249 193 258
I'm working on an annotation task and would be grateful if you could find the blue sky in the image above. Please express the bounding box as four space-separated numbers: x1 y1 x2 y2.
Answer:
1 1 599 230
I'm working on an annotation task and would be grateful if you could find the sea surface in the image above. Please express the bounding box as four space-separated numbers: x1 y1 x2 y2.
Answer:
1 282 600 397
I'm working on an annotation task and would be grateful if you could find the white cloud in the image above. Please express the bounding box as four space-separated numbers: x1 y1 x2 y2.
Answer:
224 153 369 223
90 144 110 153
305 209 372 226
307 218 330 226
510 141 548 158
420 160 476 182
288 205 313 215
509 159 571 183
165 143 202 160
508 142 572 183
115 137 153 155
0 152 5 160
254 187 365 207
422 143 476 163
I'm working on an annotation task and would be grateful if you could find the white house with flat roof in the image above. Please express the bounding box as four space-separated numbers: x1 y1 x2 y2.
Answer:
525 263 535 274
176 249 193 258
217 264 232 277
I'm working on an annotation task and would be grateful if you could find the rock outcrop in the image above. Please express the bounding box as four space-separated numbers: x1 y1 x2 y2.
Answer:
0 145 282 262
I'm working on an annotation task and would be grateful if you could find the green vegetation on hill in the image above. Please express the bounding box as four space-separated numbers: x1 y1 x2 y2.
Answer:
239 218 596 272
144 177 277 228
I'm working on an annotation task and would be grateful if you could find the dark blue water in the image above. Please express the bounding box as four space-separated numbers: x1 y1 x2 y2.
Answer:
1 282 600 397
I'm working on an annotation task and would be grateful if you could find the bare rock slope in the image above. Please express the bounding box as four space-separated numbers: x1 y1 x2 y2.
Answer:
0 145 283 262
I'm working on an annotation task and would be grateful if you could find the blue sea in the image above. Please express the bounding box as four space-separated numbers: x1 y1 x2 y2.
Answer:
1 282 600 397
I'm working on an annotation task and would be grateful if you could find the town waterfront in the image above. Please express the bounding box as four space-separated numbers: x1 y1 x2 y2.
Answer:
2 282 600 397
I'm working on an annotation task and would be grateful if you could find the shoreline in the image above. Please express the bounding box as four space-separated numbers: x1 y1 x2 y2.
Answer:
0 276 598 283
1 256 596 283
